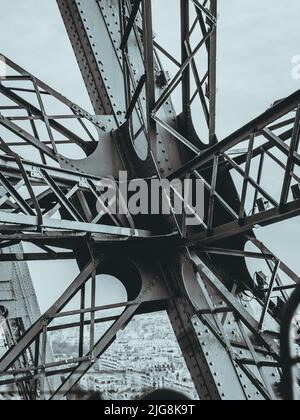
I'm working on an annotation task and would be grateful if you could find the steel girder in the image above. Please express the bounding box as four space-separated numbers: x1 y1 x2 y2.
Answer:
281 285 300 400
0 256 170 400
0 0 299 401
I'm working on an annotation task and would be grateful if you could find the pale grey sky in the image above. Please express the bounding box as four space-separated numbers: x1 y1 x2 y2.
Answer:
1 1 300 311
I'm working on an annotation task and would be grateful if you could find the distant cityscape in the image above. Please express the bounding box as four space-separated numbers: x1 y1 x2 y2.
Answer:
1 308 300 400
51 312 198 400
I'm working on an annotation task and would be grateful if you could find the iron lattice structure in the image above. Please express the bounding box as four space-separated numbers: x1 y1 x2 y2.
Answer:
0 0 299 400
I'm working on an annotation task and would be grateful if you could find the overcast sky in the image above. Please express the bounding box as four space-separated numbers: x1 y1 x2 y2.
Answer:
1 0 300 311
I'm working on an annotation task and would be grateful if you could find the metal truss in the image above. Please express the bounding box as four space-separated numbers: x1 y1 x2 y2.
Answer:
0 57 106 157
281 285 300 400
0 57 153 244
0 57 299 254
0 152 151 240
0 0 299 400
182 90 300 244
0 256 169 400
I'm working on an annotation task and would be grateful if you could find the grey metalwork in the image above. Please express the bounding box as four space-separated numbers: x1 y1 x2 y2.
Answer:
0 0 299 400
0 244 40 330
0 244 57 399
281 285 300 400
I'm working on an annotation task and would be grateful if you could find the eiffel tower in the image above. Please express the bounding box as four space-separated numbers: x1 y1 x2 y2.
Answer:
0 0 299 400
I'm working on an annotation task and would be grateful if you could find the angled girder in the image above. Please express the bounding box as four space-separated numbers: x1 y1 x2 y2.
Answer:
0 155 152 239
170 89 300 180
0 0 299 401
0 256 170 400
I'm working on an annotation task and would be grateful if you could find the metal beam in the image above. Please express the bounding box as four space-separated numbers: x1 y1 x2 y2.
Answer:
0 113 57 159
169 89 300 179
0 252 74 262
191 253 279 355
185 198 300 246
280 105 300 205
50 303 140 400
120 0 143 50
142 0 157 154
208 0 217 145
0 211 153 238
0 259 100 372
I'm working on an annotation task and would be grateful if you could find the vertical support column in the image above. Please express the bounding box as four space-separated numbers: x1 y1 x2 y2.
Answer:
142 0 157 156
239 133 255 220
280 104 300 206
181 0 190 124
89 271 96 351
209 0 217 145
79 286 86 358
39 324 48 401
32 335 40 401
207 154 219 231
